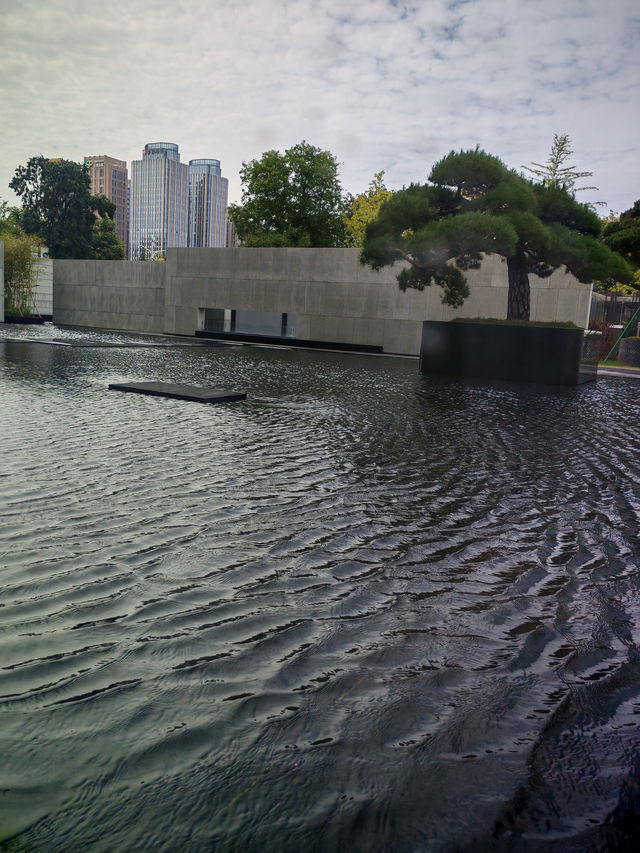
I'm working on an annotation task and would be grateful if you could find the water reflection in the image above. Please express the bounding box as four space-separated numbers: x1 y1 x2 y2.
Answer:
1 324 640 851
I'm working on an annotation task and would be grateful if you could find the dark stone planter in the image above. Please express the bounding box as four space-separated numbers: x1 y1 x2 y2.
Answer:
420 321 594 386
618 337 640 367
2 315 46 325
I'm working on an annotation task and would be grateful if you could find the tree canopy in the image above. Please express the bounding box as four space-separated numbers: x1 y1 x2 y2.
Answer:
361 148 632 320
343 172 393 248
228 141 344 247
0 199 22 237
602 200 640 269
9 156 117 259
90 214 125 260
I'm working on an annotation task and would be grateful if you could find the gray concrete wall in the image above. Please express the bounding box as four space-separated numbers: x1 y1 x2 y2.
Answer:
165 248 592 354
50 248 592 355
53 260 165 333
0 241 4 323
34 258 53 317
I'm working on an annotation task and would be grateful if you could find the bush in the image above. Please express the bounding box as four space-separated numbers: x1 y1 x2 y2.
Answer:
3 232 40 317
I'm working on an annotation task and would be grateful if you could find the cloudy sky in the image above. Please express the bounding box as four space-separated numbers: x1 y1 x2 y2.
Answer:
1 0 638 213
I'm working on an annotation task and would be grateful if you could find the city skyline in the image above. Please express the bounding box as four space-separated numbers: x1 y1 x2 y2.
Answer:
1 1 638 216
129 142 189 260
128 143 229 259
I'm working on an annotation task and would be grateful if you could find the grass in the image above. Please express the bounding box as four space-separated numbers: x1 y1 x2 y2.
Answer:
598 360 640 371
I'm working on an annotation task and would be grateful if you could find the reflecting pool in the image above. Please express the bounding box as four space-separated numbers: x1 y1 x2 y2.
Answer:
1 324 640 852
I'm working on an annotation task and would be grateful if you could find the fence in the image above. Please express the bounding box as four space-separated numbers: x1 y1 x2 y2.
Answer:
588 291 640 361
589 291 640 329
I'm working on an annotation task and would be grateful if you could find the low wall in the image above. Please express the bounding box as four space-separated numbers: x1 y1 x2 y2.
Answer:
618 337 640 367
49 249 593 356
53 260 165 333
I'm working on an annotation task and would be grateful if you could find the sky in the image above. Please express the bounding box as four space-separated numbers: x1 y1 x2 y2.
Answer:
1 0 639 214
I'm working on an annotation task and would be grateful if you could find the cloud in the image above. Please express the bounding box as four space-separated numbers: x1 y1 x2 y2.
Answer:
0 0 638 213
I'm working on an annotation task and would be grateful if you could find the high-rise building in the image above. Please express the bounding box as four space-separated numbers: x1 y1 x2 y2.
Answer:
188 159 229 248
84 155 129 257
226 218 238 248
129 142 188 260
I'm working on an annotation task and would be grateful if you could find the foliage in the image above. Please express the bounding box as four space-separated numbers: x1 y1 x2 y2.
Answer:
594 269 640 295
90 215 125 260
361 148 632 320
0 199 23 237
2 231 41 317
228 141 344 247
601 200 640 269
343 172 393 248
522 134 603 207
9 156 116 259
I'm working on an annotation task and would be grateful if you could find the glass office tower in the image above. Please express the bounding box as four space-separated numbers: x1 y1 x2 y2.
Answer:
188 159 229 248
129 143 188 260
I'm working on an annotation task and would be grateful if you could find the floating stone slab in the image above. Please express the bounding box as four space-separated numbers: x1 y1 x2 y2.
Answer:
108 382 246 403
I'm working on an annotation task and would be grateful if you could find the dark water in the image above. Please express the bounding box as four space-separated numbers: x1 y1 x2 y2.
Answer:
1 325 640 852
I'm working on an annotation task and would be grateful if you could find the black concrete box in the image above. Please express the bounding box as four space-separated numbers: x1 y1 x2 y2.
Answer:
419 321 594 386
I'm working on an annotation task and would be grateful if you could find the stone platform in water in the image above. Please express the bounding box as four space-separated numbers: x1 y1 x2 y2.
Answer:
108 382 246 403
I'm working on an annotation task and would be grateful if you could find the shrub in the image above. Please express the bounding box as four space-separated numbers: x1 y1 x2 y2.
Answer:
3 232 40 317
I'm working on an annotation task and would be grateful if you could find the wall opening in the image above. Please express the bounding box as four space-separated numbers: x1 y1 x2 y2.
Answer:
201 308 296 338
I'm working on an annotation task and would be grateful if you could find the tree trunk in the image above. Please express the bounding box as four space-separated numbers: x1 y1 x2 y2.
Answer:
507 250 530 320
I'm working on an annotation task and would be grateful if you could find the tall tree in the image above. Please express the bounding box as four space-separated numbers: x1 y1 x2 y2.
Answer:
343 172 393 248
361 148 632 320
9 156 114 259
522 134 604 207
228 141 344 247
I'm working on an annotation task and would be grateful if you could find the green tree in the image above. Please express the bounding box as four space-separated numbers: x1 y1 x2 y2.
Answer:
228 141 344 247
361 148 632 320
594 201 640 293
343 172 393 248
9 156 114 259
601 200 640 268
522 133 604 207
90 215 125 260
0 199 23 237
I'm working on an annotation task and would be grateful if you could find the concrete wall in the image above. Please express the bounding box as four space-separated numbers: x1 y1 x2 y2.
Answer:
34 258 53 317
53 260 165 333
0 241 4 323
164 248 592 354
50 248 593 355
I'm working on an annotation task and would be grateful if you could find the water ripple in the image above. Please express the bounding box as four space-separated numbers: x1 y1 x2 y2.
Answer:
1 327 640 850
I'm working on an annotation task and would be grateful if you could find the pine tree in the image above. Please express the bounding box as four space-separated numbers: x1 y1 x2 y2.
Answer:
361 148 631 320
